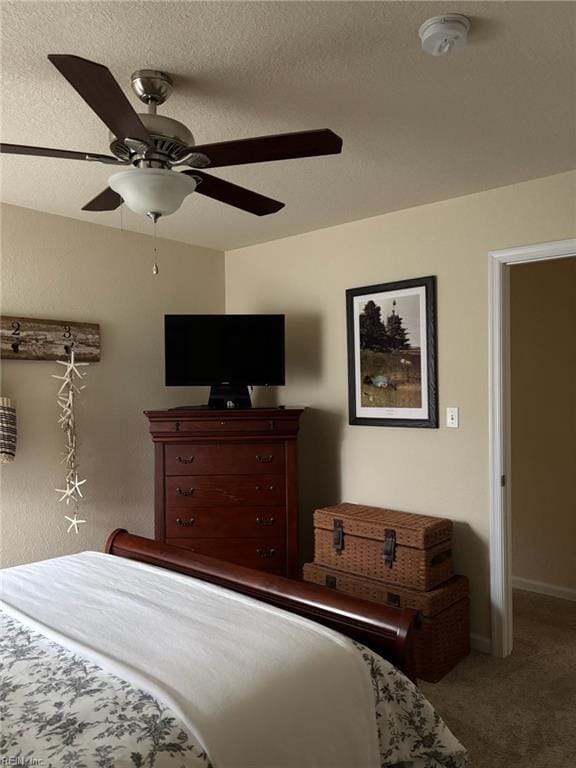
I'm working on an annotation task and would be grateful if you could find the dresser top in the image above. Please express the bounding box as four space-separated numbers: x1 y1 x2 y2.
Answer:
145 407 304 422
145 407 304 438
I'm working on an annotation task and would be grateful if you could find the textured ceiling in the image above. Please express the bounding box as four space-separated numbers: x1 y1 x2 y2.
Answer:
1 1 575 251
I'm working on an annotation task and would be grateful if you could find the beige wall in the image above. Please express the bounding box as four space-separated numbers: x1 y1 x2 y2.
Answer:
2 171 575 639
0 204 224 567
225 171 576 641
510 257 576 592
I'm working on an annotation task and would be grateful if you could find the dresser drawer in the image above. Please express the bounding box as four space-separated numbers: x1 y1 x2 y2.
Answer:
165 443 285 476
166 506 286 538
166 537 286 570
166 475 285 508
152 418 282 435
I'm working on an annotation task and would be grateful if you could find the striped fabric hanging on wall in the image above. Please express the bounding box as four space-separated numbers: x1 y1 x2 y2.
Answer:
0 397 17 463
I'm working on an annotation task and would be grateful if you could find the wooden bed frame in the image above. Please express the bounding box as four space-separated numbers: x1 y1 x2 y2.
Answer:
105 529 418 680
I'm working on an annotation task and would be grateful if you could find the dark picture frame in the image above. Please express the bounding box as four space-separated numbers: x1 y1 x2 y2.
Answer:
346 276 438 428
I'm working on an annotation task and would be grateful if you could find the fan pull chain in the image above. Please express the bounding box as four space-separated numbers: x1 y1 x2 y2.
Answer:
152 217 159 276
120 203 124 233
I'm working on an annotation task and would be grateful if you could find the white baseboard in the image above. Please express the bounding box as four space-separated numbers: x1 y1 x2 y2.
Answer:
470 633 492 654
512 576 576 602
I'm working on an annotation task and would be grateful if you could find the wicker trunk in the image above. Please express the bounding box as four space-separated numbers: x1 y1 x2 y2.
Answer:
303 563 469 682
313 503 453 591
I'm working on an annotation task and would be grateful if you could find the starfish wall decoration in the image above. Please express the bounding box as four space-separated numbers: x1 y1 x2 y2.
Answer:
52 348 89 533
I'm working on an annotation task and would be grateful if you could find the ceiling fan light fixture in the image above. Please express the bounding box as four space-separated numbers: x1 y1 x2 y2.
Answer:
108 167 197 218
3 56 343 219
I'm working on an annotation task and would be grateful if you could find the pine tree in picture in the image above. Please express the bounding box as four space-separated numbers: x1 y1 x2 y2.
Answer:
359 300 389 351
386 300 411 350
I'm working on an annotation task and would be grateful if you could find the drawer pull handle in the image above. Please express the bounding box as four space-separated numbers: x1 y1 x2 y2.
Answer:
268 485 275 491
268 420 276 431
256 516 276 527
256 454 273 464
177 456 195 464
176 487 195 497
257 547 276 559
176 517 195 528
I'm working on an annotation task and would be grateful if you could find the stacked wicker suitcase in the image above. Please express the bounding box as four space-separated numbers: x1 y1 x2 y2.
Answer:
303 503 469 682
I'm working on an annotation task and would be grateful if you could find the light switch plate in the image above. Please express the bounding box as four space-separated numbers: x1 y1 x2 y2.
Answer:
446 407 459 428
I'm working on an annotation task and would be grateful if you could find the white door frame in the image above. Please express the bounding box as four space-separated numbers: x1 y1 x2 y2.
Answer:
488 238 576 657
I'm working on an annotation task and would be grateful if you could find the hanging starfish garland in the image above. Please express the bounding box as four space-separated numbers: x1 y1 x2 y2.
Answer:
52 348 89 533
65 513 87 534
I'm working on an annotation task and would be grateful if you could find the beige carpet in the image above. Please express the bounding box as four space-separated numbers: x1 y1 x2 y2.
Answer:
420 590 576 768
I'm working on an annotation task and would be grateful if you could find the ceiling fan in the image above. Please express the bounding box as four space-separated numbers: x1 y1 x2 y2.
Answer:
0 55 343 220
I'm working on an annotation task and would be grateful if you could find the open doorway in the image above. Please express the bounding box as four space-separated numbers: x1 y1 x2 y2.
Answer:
489 239 576 657
509 256 576 661
509 257 576 602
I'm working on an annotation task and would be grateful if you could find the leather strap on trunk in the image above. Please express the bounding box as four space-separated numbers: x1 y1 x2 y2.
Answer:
333 519 344 554
383 529 396 567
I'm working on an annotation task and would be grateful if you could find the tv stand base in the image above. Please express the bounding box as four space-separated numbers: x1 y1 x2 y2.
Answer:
208 384 252 409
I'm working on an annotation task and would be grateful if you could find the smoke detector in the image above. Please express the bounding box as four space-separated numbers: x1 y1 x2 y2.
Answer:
419 14 471 56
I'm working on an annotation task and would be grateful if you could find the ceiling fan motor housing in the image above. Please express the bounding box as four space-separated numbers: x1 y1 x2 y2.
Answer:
109 113 198 165
110 70 210 168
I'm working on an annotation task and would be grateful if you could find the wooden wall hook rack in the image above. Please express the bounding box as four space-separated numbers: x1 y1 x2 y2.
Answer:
0 316 100 362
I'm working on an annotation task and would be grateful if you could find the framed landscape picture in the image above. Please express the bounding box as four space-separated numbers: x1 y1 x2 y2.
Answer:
346 276 438 428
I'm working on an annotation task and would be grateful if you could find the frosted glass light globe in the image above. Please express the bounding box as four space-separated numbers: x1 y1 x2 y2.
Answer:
109 168 197 217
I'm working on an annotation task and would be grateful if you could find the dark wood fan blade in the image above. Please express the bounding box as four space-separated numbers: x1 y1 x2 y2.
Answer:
48 54 152 145
0 142 120 164
184 171 284 216
82 187 123 212
190 129 343 168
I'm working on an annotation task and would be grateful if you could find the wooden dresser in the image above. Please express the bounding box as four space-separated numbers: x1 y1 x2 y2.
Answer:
145 408 303 577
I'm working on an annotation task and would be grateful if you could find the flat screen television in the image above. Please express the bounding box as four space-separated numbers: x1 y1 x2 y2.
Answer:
165 314 285 408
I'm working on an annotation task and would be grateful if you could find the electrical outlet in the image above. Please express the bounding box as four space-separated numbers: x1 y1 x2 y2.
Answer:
446 407 459 428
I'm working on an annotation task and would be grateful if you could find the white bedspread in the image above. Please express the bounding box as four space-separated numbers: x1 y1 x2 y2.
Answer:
1 551 381 768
